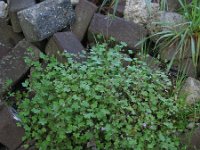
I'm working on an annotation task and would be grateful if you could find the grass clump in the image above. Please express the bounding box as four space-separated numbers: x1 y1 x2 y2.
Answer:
16 41 199 149
151 0 200 72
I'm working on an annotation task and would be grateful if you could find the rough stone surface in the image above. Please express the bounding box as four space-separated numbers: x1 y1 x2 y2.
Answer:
179 77 200 105
160 41 192 61
8 0 36 33
0 45 11 59
45 32 84 63
0 24 24 48
0 40 40 96
18 0 75 42
159 11 186 30
147 11 187 42
173 58 197 78
124 0 159 25
71 0 79 5
32 39 48 52
0 103 24 150
39 0 79 5
88 13 147 50
72 0 97 41
0 17 8 24
0 1 7 18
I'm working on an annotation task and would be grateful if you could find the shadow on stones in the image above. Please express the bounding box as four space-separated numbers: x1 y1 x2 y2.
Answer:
0 143 8 150
4 69 31 109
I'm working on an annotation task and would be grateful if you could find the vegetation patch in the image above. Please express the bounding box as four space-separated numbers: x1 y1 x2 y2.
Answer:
16 41 199 149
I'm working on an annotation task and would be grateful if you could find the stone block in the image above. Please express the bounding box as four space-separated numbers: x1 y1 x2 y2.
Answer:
173 58 197 78
0 24 24 48
0 103 24 150
0 40 40 96
160 42 192 62
0 16 9 25
88 13 147 50
179 77 200 105
147 11 186 42
109 0 125 17
32 39 48 52
0 44 11 59
8 0 36 33
45 32 84 62
18 0 75 42
72 0 97 41
124 0 159 25
38 0 79 5
0 1 7 18
0 1 8 25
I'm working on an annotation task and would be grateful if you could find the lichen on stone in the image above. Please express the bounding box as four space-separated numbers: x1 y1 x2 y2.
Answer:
124 0 159 25
0 1 8 18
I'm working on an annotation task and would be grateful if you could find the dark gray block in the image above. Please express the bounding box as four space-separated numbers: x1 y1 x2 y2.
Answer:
45 32 84 63
18 0 75 42
72 0 97 41
88 13 147 50
0 103 24 150
0 24 24 48
0 40 40 96
8 0 36 32
0 44 11 59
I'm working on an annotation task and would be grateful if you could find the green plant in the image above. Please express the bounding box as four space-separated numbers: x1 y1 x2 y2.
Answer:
16 40 198 149
151 0 200 72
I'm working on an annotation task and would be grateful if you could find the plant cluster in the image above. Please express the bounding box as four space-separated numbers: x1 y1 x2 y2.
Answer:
16 41 198 149
153 0 200 71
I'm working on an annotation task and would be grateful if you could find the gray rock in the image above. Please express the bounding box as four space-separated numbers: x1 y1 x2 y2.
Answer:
147 11 187 42
148 12 189 62
8 0 36 33
72 0 97 41
18 0 75 42
0 1 8 24
0 24 24 48
179 77 200 105
187 122 195 130
0 1 7 18
160 41 192 62
160 12 187 30
0 103 24 150
0 16 8 25
124 0 159 25
173 58 197 78
88 13 147 50
39 0 79 5
0 45 11 59
45 32 85 63
71 0 79 5
0 40 40 96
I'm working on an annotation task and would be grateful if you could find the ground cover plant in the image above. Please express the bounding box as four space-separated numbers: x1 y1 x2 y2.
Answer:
15 39 200 149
